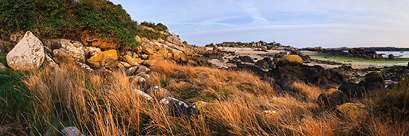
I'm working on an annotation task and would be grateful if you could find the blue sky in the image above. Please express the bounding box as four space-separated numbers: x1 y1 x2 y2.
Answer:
110 0 409 48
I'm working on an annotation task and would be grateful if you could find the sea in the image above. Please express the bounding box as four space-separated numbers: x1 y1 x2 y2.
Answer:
377 51 409 58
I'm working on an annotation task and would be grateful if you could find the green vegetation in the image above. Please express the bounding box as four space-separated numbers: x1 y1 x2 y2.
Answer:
0 0 169 48
141 21 168 32
0 53 6 66
311 55 409 63
0 69 32 135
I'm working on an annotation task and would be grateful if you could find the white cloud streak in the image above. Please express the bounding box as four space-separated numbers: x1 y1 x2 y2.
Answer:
109 0 409 47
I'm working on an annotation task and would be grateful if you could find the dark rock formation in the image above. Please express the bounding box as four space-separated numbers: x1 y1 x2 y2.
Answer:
339 82 358 97
341 72 385 98
318 89 348 107
204 50 223 59
239 56 254 63
388 54 395 60
269 65 345 89
256 57 273 69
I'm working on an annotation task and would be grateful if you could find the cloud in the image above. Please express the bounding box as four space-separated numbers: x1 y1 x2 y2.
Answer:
109 0 409 48
239 2 269 24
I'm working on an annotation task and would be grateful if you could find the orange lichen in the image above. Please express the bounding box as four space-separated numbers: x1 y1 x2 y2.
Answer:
87 50 118 68
280 55 303 65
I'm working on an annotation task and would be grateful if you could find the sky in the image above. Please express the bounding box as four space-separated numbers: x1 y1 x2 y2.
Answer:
109 0 409 48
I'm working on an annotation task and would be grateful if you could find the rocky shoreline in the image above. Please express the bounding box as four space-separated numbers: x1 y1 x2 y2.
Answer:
1 32 409 135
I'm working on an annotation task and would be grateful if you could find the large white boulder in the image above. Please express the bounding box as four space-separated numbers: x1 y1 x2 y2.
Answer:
6 31 44 70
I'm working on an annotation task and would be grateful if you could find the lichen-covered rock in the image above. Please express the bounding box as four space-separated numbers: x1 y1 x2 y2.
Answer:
129 75 146 84
43 54 59 68
388 75 409 96
6 31 44 70
166 34 185 47
142 47 154 55
318 88 348 107
187 60 198 66
136 72 150 79
126 65 150 76
335 103 368 119
136 65 150 73
277 55 303 66
188 101 216 118
125 55 142 66
381 75 409 118
0 62 7 71
52 39 85 62
173 53 188 63
204 50 223 59
75 61 94 73
146 86 170 99
61 126 85 136
141 54 149 59
84 46 101 58
82 37 119 49
157 38 165 43
160 97 189 117
142 60 156 66
118 61 131 68
87 50 118 69
132 89 153 101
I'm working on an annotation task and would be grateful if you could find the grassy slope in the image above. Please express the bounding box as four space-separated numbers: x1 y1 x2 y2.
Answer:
311 55 409 63
0 59 406 135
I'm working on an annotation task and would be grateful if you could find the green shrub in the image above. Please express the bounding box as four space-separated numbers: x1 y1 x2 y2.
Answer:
141 21 168 32
0 0 146 47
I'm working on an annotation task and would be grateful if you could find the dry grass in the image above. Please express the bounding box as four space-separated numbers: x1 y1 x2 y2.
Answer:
292 82 324 101
0 59 408 135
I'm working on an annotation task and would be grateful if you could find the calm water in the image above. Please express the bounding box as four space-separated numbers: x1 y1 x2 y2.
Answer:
377 51 409 58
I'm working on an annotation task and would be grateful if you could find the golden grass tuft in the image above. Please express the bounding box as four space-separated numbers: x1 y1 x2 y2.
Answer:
292 82 323 101
1 59 408 135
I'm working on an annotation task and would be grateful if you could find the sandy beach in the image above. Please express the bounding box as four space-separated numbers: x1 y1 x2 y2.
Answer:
207 47 408 69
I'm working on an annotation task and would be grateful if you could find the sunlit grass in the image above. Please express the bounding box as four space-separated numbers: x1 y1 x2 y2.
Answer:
1 59 408 135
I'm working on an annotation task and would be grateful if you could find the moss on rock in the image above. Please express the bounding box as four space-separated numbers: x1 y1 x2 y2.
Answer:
278 55 303 66
336 103 368 120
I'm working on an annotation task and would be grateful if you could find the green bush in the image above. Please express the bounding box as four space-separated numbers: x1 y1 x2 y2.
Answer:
0 0 148 47
141 21 168 32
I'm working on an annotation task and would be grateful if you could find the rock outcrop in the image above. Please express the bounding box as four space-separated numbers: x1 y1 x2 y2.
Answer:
160 97 189 117
87 50 118 69
61 126 85 136
6 31 44 70
340 72 385 98
0 62 7 71
0 41 6 53
52 39 85 62
318 88 348 107
276 55 303 66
